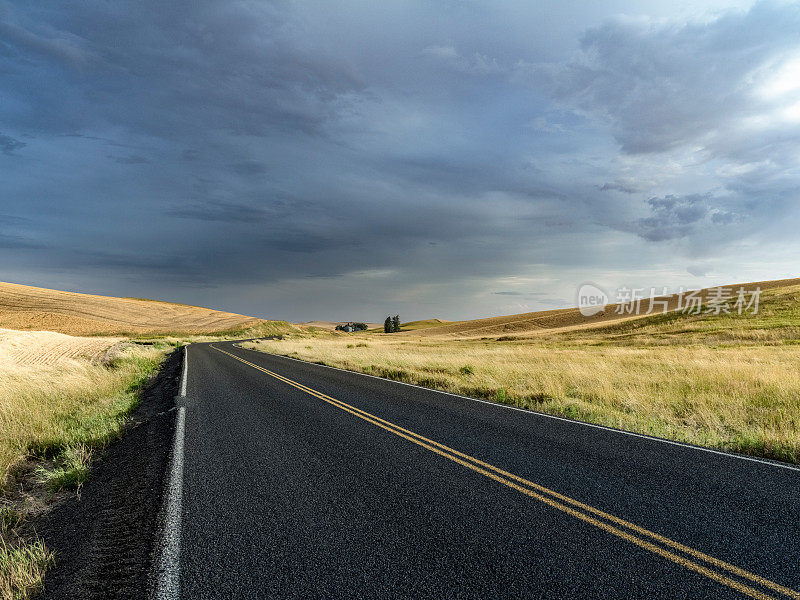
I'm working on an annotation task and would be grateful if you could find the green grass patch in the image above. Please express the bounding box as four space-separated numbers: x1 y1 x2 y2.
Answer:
0 509 22 536
0 507 52 600
34 445 92 492
0 536 53 600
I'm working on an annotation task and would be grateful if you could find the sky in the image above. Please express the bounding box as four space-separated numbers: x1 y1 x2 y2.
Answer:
1 0 799 322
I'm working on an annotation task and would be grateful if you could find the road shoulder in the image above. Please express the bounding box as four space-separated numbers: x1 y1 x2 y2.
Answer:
34 350 181 599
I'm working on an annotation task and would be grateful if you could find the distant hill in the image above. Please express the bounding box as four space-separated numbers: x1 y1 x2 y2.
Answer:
398 318 451 331
411 278 800 339
297 320 382 331
0 281 296 336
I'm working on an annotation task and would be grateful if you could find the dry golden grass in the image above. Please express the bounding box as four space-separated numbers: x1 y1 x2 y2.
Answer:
0 333 167 600
0 281 295 337
242 282 800 464
0 344 166 487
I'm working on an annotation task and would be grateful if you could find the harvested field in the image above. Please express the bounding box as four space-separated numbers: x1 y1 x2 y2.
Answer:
0 281 291 336
0 329 121 366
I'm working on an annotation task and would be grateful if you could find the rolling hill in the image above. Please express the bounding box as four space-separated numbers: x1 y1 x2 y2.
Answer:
410 278 800 338
0 281 295 336
397 318 451 331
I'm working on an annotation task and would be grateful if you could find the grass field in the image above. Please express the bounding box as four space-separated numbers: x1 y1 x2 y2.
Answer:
243 282 800 465
0 337 167 599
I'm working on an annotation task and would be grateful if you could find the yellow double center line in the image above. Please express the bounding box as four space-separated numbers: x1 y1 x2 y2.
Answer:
211 344 798 600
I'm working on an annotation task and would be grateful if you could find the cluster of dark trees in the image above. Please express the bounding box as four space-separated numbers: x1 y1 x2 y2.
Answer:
335 322 368 331
384 315 401 333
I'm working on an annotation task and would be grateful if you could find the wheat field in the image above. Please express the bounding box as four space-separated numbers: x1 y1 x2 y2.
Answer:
0 329 121 366
0 281 294 336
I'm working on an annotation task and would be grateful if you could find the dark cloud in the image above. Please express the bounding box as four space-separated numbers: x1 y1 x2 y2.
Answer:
0 12 95 68
0 132 25 154
0 1 366 139
230 161 268 176
635 195 710 241
0 214 28 225
165 201 269 223
109 154 150 164
0 233 42 249
1 1 799 321
630 194 748 242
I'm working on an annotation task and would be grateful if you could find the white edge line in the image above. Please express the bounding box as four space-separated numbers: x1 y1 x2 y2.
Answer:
179 347 188 397
232 342 800 474
153 406 185 600
152 348 188 600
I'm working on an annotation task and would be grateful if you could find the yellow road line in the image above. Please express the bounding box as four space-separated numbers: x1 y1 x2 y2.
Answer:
212 344 798 600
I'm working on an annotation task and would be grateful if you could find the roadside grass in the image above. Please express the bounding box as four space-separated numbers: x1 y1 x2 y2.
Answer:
0 507 52 600
0 346 166 481
242 294 800 464
0 535 51 600
0 343 166 599
0 510 22 535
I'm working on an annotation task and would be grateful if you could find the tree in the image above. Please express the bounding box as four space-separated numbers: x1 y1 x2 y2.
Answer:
384 316 392 333
392 315 400 332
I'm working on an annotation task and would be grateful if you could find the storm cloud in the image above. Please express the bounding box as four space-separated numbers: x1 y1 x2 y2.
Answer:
0 132 25 154
1 1 799 321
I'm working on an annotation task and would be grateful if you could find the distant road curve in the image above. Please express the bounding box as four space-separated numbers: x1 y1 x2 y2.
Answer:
161 341 800 599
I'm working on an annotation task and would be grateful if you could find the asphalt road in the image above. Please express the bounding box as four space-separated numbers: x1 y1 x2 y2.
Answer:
166 341 800 599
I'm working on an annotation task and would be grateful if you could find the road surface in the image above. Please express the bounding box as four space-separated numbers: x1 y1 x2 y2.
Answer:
160 341 800 599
